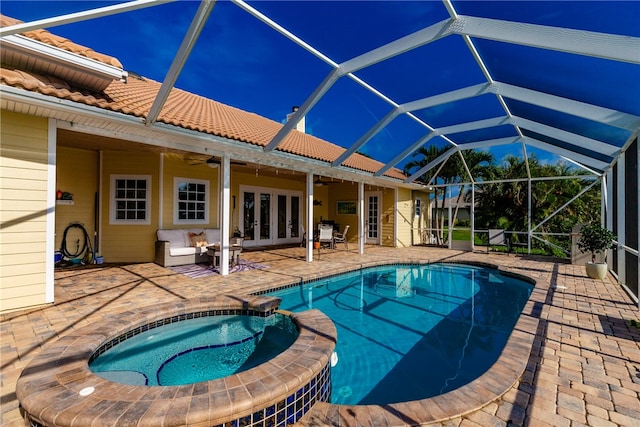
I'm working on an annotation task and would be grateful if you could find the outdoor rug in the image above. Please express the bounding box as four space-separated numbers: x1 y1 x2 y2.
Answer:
169 260 268 279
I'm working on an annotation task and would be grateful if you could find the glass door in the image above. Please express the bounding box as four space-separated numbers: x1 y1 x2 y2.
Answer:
241 186 302 247
365 192 381 244
259 193 271 241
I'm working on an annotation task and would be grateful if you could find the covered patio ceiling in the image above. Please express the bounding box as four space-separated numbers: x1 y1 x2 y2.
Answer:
1 0 639 184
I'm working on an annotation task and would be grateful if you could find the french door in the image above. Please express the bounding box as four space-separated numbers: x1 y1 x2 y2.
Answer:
365 191 381 244
240 185 302 247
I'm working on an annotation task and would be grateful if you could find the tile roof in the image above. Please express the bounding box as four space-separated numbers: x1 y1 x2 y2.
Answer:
0 15 406 181
0 15 123 69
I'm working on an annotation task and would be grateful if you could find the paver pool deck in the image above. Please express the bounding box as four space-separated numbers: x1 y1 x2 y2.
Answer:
1 246 639 426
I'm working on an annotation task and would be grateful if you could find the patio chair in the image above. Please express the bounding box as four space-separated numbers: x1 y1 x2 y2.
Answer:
488 229 511 253
333 225 350 249
317 224 334 257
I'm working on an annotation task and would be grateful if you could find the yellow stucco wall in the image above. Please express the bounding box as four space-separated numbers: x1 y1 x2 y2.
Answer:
327 183 358 245
55 147 98 259
100 151 160 263
161 155 220 229
0 111 49 312
395 188 414 247
412 189 431 245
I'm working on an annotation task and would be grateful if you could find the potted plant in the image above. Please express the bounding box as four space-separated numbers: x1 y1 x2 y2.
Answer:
577 222 616 279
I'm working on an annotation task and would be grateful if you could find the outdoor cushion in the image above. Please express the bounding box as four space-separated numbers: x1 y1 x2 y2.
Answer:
205 229 220 244
169 246 208 256
157 229 187 248
188 231 208 247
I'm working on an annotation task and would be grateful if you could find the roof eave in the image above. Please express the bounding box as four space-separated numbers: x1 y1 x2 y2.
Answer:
0 85 426 191
1 34 127 90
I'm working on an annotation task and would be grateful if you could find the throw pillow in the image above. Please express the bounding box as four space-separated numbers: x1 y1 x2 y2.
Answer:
188 232 208 247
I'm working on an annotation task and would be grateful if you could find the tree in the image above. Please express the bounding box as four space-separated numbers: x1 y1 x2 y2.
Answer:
472 154 601 253
404 147 493 245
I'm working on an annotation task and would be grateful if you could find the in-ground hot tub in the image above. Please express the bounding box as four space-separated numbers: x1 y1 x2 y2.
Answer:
16 296 336 427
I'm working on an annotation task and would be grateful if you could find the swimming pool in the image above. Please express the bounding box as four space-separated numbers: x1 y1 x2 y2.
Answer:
89 313 298 386
267 262 533 405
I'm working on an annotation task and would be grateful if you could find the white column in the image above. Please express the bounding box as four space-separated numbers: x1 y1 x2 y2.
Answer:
471 184 475 251
604 172 613 270
528 178 532 253
447 186 452 250
46 118 57 303
159 154 164 227
359 182 365 254
393 188 398 247
616 152 625 286
306 173 314 262
220 155 231 276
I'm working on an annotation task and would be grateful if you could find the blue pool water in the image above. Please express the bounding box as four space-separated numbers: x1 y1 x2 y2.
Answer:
267 263 532 405
90 313 298 386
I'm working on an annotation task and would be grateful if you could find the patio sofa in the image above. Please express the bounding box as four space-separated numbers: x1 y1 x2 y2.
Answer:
154 228 220 267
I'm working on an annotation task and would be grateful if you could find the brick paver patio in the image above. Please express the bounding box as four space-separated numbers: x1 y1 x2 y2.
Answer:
1 246 639 426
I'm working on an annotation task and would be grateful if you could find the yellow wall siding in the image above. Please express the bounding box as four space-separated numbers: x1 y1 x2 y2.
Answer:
395 188 414 247
100 151 159 263
0 111 49 311
55 147 98 258
378 189 392 247
161 155 219 229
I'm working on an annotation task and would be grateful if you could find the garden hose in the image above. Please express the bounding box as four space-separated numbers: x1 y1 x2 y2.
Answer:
59 222 93 264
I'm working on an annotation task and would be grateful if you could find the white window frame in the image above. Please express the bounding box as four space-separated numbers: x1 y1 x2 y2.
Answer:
174 177 210 225
110 175 151 225
415 198 422 217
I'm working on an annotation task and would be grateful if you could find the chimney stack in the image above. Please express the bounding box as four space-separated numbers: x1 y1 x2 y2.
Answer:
286 106 305 133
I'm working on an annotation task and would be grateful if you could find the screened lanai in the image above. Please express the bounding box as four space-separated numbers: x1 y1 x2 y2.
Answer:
1 0 638 305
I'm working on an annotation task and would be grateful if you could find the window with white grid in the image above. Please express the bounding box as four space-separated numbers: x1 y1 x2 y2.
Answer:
174 177 209 224
110 175 151 224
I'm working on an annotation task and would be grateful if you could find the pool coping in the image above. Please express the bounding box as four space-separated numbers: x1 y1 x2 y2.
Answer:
282 260 540 426
16 295 337 427
16 261 539 427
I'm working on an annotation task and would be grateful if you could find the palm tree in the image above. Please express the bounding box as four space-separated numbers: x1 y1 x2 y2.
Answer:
404 147 493 245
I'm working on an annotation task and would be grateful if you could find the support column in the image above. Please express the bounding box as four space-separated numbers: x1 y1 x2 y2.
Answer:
471 184 475 252
220 155 231 276
616 152 626 286
393 188 398 247
306 173 314 262
527 178 532 254
447 186 452 250
46 118 56 303
359 182 365 254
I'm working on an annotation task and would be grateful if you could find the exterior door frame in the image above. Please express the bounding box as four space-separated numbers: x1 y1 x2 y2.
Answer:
240 185 302 247
365 191 382 245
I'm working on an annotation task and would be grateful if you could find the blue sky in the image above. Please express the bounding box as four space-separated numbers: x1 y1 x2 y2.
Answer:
2 1 638 174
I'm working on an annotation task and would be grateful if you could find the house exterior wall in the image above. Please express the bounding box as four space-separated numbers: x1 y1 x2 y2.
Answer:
381 189 395 247
328 183 358 245
161 155 220 229
232 170 308 233
396 188 413 247
412 190 432 245
100 151 160 263
0 111 51 312
55 147 98 258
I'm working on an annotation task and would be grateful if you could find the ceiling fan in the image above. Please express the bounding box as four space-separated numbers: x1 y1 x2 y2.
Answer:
314 176 335 186
188 155 246 168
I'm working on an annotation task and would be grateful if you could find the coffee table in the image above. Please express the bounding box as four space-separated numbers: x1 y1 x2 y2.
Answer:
207 243 242 268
